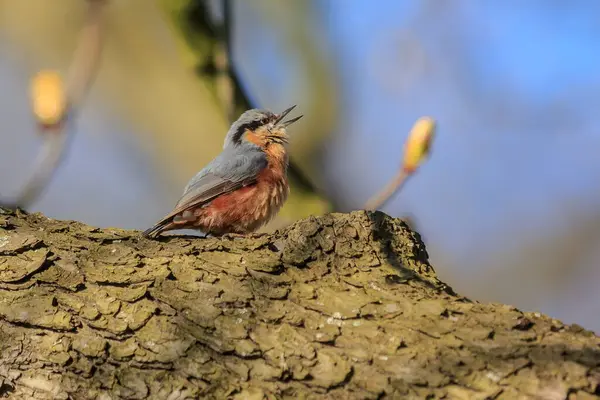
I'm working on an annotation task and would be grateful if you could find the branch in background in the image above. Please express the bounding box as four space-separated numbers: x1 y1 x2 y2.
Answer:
184 0 326 199
0 0 107 210
214 0 323 198
364 116 436 211
65 0 106 107
216 0 235 122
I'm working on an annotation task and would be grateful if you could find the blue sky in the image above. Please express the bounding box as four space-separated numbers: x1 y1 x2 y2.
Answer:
233 1 600 330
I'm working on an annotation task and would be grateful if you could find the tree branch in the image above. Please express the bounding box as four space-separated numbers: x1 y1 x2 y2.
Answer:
0 209 597 399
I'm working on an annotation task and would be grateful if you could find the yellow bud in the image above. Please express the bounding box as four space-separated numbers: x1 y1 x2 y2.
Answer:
30 70 67 128
402 116 436 173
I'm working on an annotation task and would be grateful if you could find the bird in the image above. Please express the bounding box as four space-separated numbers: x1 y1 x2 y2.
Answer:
142 105 303 239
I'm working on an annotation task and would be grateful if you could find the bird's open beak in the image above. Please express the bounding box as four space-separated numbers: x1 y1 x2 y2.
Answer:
275 105 303 128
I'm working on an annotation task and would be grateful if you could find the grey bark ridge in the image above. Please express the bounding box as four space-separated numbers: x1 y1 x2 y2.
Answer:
0 208 598 399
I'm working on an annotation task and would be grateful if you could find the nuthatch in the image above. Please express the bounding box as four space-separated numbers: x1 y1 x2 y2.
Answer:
143 106 303 238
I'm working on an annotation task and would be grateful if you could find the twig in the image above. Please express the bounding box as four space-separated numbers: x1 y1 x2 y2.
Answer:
364 170 411 211
0 0 107 209
66 0 106 108
15 130 71 208
364 116 436 211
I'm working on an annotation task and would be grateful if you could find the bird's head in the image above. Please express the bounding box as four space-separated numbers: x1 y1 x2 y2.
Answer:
223 105 303 149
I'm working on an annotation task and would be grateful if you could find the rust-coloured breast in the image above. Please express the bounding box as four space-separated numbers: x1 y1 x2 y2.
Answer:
193 144 289 235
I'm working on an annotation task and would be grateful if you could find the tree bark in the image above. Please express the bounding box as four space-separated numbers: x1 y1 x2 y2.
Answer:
0 208 598 400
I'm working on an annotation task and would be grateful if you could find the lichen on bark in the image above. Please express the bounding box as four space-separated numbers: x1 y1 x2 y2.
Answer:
0 208 598 399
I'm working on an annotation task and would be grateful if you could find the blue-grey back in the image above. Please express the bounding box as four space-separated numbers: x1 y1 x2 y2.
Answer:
183 141 267 196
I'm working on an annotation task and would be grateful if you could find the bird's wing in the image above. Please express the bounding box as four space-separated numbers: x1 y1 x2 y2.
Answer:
159 146 268 224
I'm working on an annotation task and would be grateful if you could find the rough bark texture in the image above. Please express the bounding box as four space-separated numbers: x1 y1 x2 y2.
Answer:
0 208 598 400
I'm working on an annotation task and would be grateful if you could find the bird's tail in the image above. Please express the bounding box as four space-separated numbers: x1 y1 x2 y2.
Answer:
142 218 172 239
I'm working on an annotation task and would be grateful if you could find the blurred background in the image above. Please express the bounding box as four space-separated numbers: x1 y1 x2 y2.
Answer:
1 0 599 333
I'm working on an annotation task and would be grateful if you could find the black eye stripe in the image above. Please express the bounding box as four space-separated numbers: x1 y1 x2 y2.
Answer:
226 109 277 146
231 117 270 144
246 117 272 132
244 119 264 131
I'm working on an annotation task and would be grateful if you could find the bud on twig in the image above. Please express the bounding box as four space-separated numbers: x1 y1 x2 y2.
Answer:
402 116 435 174
0 0 107 210
364 116 436 211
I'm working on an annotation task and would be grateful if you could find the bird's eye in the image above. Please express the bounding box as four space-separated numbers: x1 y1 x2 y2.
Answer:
245 120 262 131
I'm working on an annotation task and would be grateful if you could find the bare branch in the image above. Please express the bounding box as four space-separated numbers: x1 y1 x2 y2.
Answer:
1 0 108 209
65 0 106 107
14 131 71 208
